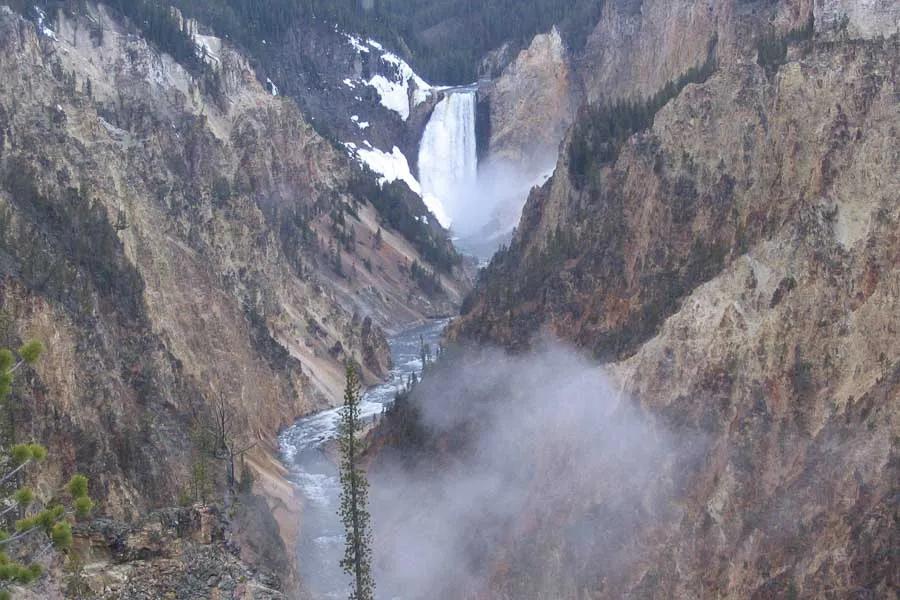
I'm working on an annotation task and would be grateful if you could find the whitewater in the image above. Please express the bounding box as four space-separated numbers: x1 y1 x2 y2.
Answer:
278 320 448 598
417 89 479 230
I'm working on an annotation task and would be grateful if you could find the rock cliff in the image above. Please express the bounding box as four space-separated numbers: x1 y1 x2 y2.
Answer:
0 3 468 595
13 503 289 599
481 27 579 174
443 0 898 596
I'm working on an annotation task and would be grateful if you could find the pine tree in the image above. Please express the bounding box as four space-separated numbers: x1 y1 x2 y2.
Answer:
373 227 383 250
0 340 93 600
337 363 375 600
419 334 430 371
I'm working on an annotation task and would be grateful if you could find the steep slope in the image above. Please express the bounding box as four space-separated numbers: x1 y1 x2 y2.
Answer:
420 1 899 597
163 0 454 227
0 3 469 594
454 3 894 359
481 28 579 173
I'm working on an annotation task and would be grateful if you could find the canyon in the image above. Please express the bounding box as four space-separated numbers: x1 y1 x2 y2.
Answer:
0 0 896 598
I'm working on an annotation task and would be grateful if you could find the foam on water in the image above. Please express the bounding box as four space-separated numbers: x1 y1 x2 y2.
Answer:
279 319 449 597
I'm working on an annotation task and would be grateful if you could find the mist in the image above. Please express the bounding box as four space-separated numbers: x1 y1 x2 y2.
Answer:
451 156 557 259
369 342 704 599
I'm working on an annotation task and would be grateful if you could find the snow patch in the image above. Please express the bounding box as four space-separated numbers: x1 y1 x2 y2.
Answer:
34 6 57 40
343 34 432 121
345 144 452 229
266 77 279 96
345 34 370 54
367 74 412 120
195 34 222 68
343 78 357 89
378 49 432 107
356 146 421 195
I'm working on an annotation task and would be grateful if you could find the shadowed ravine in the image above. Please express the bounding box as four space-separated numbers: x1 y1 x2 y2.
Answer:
279 319 449 598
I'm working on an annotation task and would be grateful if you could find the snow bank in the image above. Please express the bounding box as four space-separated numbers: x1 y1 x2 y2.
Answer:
345 143 452 229
34 6 57 40
378 49 432 107
195 34 222 68
342 34 432 121
346 34 370 54
356 146 421 195
367 74 412 120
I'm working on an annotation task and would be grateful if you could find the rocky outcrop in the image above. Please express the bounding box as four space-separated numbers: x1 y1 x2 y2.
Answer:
9 504 290 599
258 18 439 190
0 3 469 595
70 504 286 599
482 28 579 173
446 1 899 597
815 0 900 40
453 6 898 360
576 0 815 104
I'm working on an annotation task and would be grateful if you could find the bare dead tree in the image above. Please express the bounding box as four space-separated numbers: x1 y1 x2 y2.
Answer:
195 394 257 494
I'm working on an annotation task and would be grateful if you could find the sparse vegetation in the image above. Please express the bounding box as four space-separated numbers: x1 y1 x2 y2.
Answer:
568 36 718 188
0 340 94 600
350 177 460 273
756 15 815 72
160 0 606 84
410 260 443 296
0 159 145 323
192 395 257 498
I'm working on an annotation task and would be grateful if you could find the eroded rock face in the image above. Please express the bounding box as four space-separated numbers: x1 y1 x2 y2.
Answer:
483 28 580 173
454 28 898 362
449 2 899 596
0 3 468 594
577 0 818 104
70 504 288 599
815 0 900 40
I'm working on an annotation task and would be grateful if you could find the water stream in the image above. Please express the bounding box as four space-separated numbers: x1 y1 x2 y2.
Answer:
278 319 449 598
418 90 478 230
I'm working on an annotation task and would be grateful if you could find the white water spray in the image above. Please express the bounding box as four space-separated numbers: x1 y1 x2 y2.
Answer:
417 91 478 230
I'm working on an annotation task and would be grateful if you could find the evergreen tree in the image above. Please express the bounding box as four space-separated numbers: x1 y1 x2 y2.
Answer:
373 227 383 250
0 340 93 600
419 335 431 371
337 364 375 600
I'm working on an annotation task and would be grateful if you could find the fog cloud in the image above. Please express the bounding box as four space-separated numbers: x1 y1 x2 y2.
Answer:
370 342 700 599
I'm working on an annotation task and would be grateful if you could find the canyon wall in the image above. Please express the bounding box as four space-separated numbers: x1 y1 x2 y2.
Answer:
482 27 579 174
0 4 468 594
443 0 898 596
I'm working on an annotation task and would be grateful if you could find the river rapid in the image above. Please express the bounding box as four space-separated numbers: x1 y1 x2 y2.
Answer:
278 319 448 598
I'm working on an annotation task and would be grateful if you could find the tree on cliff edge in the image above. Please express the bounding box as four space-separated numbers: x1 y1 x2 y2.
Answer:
337 363 375 600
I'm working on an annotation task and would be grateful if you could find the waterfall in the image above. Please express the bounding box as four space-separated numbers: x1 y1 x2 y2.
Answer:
417 91 478 230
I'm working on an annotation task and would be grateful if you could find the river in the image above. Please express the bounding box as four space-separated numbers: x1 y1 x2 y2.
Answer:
278 319 449 599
